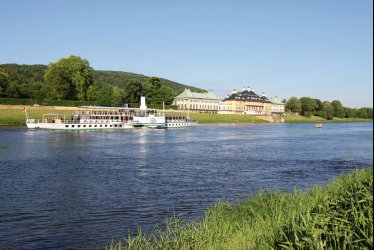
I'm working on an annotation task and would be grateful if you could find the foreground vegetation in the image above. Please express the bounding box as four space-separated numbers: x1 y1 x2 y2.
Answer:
108 167 373 249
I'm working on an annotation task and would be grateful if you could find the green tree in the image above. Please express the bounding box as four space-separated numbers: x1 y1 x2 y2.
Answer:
5 80 20 98
111 86 125 107
86 84 98 101
147 85 174 105
343 107 355 118
323 101 334 120
96 85 113 106
143 77 161 101
285 97 302 113
124 79 143 103
300 97 318 116
0 73 9 97
44 55 94 100
332 100 345 118
314 99 323 112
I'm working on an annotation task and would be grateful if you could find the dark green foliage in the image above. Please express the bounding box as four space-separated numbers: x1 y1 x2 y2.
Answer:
124 79 144 104
323 101 335 120
300 97 318 115
0 62 205 107
44 55 94 100
285 97 302 113
332 100 345 118
93 70 205 95
96 85 114 106
94 85 126 107
142 77 175 105
285 96 372 120
0 73 9 97
314 98 323 112
0 98 94 106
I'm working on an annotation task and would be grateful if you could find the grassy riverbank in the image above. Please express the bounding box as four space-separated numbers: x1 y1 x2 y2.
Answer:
0 106 372 126
0 106 269 125
165 111 269 123
0 106 73 126
284 114 372 123
108 167 373 249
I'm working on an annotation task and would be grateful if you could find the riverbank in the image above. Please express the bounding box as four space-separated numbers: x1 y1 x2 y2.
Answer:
0 105 372 126
284 114 372 123
0 105 269 125
108 167 373 249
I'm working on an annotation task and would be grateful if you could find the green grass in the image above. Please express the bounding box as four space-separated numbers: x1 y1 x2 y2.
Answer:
1 107 372 126
107 167 373 250
0 107 73 126
0 107 268 126
284 115 326 123
284 114 373 123
331 117 373 122
177 112 269 124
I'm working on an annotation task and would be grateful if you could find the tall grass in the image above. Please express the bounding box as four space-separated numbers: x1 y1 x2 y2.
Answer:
0 107 74 126
107 167 373 249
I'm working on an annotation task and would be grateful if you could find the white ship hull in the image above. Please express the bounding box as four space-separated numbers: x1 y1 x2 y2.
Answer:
26 120 132 130
130 115 166 128
165 121 198 128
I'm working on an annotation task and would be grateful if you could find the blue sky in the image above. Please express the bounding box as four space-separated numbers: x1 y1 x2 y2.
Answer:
1 0 372 108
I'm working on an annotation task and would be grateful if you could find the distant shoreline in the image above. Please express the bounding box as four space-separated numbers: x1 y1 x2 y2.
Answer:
0 105 372 127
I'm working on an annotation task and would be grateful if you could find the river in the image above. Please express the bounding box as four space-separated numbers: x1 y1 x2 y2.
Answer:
0 122 372 249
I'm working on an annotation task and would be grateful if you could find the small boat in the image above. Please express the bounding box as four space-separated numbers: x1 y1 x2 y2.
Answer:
315 123 323 128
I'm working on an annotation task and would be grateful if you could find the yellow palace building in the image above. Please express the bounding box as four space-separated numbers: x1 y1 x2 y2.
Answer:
223 87 273 115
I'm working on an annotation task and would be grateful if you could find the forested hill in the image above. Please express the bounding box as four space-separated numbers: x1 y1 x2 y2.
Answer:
0 63 205 95
93 70 204 94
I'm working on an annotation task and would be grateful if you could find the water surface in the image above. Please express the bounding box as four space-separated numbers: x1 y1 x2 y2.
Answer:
0 123 372 249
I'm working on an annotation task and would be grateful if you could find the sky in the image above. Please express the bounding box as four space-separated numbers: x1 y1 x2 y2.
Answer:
1 0 372 108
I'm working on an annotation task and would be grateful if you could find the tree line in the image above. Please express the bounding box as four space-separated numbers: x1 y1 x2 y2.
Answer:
285 96 373 119
0 56 203 107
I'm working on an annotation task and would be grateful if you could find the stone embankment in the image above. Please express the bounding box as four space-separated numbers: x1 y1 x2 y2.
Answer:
255 115 284 123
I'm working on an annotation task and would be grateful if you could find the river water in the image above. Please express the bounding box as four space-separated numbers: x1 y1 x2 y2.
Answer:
0 122 372 249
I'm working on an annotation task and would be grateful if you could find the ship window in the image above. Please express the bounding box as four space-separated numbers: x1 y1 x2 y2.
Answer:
100 125 102 127
78 125 80 127
105 125 107 127
83 125 86 127
65 125 68 128
89 125 92 127
94 125 97 127
72 125 75 128
119 125 122 127
110 125 112 127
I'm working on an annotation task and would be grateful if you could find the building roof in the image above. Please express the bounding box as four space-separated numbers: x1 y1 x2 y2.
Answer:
175 88 221 100
224 89 272 103
270 97 285 105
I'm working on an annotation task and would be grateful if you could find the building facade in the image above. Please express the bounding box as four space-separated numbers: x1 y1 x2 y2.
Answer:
173 89 222 112
174 87 285 115
223 88 273 115
270 96 285 113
